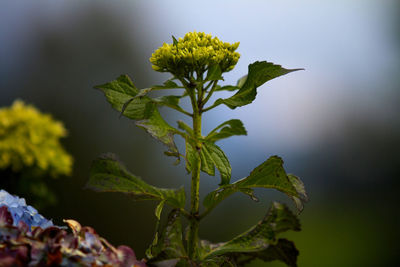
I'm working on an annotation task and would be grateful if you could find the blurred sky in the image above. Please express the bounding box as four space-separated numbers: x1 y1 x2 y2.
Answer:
1 1 399 266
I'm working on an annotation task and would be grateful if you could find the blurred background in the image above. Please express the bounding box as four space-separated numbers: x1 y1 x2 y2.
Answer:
1 0 399 266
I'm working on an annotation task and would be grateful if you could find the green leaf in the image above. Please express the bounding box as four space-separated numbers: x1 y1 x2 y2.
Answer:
172 35 178 46
215 85 239 92
153 95 181 107
198 252 236 267
152 95 187 114
147 209 187 265
96 75 184 160
230 238 299 267
155 200 166 220
206 64 222 81
199 240 224 262
206 119 247 142
95 74 155 120
136 108 180 158
287 174 308 213
135 87 153 98
95 74 138 95
147 201 165 259
202 202 300 259
199 141 231 185
184 138 198 174
214 61 303 109
184 140 231 185
203 156 308 213
177 120 193 136
152 79 182 90
236 75 247 88
120 87 154 117
87 153 185 209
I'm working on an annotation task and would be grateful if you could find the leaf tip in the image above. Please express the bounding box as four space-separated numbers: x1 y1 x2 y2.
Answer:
172 35 178 46
93 84 102 90
290 68 305 72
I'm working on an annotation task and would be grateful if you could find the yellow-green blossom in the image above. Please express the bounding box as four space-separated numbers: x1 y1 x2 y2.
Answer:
0 100 72 177
150 31 240 76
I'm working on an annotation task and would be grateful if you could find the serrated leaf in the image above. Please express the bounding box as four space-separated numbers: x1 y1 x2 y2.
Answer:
95 74 138 95
96 75 183 160
87 153 185 209
203 156 308 213
199 254 236 267
287 174 308 213
136 108 180 158
153 95 187 114
199 144 214 176
206 119 247 142
120 87 154 117
199 240 218 258
231 238 299 267
206 64 222 81
95 74 155 120
184 138 199 174
203 202 300 260
214 61 303 109
147 209 187 265
199 141 231 185
184 140 230 185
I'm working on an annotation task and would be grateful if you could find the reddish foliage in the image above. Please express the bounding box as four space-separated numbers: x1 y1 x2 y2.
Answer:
0 207 147 267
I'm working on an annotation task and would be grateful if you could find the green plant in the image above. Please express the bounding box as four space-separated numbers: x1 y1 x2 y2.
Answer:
87 32 307 266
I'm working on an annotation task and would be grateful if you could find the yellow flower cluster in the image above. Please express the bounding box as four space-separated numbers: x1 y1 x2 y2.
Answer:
150 32 240 76
0 100 72 177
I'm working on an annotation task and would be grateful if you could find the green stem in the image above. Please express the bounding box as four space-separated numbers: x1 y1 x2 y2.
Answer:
188 155 200 259
201 80 218 108
187 81 202 260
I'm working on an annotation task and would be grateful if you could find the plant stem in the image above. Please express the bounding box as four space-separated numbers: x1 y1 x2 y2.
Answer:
187 83 202 260
188 154 200 259
201 80 218 107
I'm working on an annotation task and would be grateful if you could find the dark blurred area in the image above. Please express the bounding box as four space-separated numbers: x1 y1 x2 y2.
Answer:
1 1 399 266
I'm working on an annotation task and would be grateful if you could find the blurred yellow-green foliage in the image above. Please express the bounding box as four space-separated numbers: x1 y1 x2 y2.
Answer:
0 100 72 176
0 100 73 208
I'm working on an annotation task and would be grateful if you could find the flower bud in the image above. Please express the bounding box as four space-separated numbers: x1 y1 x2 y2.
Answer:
150 31 240 77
